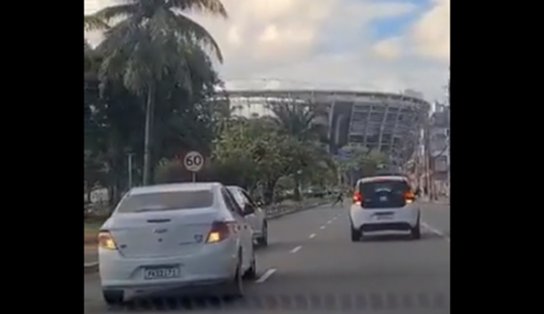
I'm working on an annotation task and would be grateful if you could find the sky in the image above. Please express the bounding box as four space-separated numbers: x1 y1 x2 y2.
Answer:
84 0 450 102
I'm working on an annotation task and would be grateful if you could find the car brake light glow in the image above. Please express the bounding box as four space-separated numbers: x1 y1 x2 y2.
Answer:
353 191 363 205
405 191 416 204
206 221 234 243
98 231 117 250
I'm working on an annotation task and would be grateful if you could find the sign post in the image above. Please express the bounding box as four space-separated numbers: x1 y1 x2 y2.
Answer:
183 151 204 182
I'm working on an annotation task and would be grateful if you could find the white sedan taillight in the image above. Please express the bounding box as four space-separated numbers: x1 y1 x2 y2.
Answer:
206 221 236 244
98 230 118 250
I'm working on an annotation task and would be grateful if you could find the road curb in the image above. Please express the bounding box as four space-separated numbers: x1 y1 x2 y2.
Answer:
266 201 330 220
421 201 449 206
84 262 99 274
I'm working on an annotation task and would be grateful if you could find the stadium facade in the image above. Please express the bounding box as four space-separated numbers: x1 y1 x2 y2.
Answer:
213 89 431 167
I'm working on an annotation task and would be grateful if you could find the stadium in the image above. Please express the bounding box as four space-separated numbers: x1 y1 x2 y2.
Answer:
212 89 431 167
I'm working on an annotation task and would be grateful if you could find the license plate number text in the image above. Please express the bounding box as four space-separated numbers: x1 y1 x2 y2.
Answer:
144 267 180 280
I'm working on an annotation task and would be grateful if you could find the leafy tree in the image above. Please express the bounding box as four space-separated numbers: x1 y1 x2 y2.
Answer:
85 40 146 203
84 149 108 201
211 118 260 190
154 158 187 183
299 144 337 190
210 115 335 204
89 77 145 203
268 102 327 198
153 45 222 160
85 45 110 196
212 118 286 203
92 0 227 185
361 149 388 177
336 145 389 185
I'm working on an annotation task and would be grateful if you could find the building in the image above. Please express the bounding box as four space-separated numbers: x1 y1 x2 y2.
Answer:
212 89 431 166
428 103 450 197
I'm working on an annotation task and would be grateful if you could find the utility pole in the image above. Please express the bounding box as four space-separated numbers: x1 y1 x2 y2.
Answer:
424 114 433 201
143 84 155 186
127 153 134 189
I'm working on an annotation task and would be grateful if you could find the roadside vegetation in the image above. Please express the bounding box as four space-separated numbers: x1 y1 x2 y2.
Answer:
84 0 388 219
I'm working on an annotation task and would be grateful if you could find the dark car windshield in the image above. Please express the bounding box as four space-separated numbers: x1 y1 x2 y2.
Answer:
116 190 214 213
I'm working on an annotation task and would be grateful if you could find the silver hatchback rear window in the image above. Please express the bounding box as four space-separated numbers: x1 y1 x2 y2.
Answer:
359 180 410 209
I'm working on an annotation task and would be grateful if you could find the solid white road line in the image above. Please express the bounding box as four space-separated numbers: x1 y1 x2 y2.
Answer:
422 221 450 242
309 233 316 239
320 225 326 230
290 245 302 253
255 268 277 283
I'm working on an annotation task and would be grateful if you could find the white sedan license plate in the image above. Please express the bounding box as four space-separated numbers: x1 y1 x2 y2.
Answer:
144 266 181 280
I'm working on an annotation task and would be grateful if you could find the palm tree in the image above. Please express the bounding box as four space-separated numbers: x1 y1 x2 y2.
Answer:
91 0 227 185
268 101 321 199
269 102 317 142
84 15 110 31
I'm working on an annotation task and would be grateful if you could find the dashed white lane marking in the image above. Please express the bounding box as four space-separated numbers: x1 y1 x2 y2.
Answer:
320 225 326 230
255 268 277 283
309 233 316 239
290 245 302 253
327 220 333 224
422 221 450 242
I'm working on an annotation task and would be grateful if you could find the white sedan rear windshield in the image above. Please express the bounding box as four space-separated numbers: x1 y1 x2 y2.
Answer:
116 190 214 213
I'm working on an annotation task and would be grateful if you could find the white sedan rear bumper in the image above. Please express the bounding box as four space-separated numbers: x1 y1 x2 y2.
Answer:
99 240 238 293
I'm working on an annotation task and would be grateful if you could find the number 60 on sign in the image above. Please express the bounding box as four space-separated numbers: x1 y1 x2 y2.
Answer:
183 151 204 172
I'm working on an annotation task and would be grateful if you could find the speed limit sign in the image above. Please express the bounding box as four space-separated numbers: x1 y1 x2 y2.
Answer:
183 151 204 172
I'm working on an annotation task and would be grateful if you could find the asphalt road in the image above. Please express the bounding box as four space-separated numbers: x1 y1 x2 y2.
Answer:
84 201 450 314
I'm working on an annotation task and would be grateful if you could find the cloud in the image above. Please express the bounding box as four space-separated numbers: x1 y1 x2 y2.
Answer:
84 0 118 45
84 0 449 101
410 0 450 62
372 37 403 60
190 0 338 66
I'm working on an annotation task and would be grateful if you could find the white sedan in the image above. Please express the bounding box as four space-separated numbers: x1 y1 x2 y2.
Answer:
227 186 268 246
349 176 421 241
98 182 256 305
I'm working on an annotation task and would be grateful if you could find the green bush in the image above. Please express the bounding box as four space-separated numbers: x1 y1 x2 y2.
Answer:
153 158 247 185
154 159 189 183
